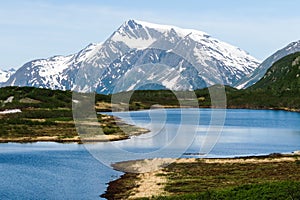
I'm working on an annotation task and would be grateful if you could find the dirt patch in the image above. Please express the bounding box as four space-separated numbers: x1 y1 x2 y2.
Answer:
129 170 169 199
19 97 41 104
112 158 175 173
103 153 300 199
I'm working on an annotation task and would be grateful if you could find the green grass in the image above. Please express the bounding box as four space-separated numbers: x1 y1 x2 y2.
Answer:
150 181 300 200
162 158 300 193
251 52 300 92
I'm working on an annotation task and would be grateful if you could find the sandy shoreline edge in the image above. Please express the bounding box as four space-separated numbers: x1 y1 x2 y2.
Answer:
102 151 300 199
111 151 300 173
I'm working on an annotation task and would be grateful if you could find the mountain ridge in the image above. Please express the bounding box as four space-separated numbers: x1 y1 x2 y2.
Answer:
235 40 300 89
250 52 300 91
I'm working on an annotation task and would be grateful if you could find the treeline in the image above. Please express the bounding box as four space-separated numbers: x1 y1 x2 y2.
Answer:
0 85 299 112
0 86 72 109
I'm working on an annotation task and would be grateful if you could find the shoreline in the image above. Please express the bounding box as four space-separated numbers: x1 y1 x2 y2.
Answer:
225 106 300 113
0 128 149 144
0 136 125 144
0 111 150 144
102 106 300 113
102 152 300 199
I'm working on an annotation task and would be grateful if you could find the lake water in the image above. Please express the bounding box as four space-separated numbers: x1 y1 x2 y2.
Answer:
1 109 300 199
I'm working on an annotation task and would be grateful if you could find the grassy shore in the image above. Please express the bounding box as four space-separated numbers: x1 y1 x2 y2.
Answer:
0 109 149 143
102 153 300 200
0 87 149 143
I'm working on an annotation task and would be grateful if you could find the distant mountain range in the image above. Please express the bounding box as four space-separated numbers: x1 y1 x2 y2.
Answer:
0 20 299 93
0 20 259 94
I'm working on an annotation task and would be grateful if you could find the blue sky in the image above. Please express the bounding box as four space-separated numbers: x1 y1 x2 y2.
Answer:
1 0 299 70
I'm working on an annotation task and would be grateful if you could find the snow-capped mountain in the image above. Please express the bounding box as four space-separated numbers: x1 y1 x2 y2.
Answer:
3 43 102 90
0 68 15 84
2 20 260 93
235 40 300 89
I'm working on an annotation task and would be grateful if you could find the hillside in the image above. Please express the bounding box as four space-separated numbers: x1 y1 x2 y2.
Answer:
235 40 300 89
251 52 300 91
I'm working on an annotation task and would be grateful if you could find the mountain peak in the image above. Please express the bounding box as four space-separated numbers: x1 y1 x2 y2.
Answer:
123 19 143 30
111 19 212 50
285 40 300 51
122 19 210 38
